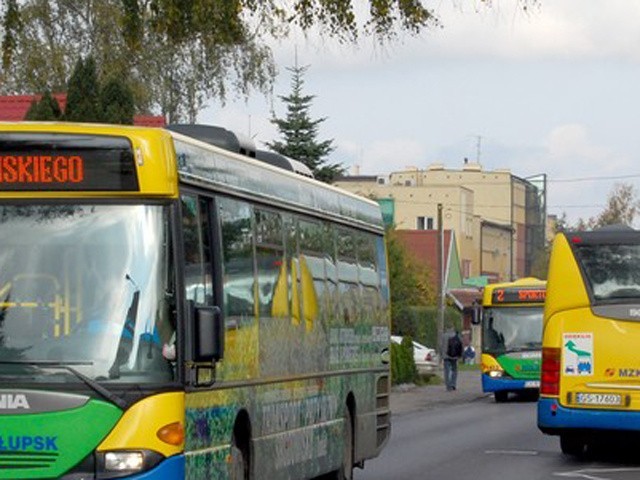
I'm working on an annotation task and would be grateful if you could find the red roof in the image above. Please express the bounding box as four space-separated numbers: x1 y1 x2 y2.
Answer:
0 94 164 127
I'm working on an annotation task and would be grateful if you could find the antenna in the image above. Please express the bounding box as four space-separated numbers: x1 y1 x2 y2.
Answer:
476 135 482 163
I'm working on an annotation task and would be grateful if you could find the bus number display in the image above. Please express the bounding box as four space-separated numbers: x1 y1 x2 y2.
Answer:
492 287 546 304
0 133 139 192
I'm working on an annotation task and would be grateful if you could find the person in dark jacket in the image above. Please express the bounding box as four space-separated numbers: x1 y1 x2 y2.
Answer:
443 329 463 391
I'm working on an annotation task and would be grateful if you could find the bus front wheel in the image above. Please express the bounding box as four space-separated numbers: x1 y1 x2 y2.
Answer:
494 391 509 403
560 434 587 456
334 408 354 480
229 418 251 480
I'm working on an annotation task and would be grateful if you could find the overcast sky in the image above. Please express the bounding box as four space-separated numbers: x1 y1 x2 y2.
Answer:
201 1 640 225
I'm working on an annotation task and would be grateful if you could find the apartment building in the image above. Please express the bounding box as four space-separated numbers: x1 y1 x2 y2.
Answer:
334 161 546 284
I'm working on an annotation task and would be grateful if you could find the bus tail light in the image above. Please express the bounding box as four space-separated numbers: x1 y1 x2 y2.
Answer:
541 347 561 396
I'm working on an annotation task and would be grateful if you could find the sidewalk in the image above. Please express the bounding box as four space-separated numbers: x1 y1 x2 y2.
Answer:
390 367 488 415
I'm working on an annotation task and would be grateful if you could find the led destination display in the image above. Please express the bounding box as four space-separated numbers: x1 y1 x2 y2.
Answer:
0 133 138 191
491 287 546 304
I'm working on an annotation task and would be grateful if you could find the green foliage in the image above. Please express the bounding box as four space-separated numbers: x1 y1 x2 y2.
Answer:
390 336 418 385
65 56 101 122
24 91 62 120
267 63 344 183
1 0 20 70
386 228 436 332
100 76 135 125
1 1 537 122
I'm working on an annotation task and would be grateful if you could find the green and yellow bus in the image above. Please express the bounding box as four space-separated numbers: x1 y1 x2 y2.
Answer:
480 278 546 402
538 226 640 455
0 122 391 479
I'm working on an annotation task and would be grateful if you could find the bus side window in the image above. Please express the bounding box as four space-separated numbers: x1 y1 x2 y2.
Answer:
181 194 213 306
337 228 359 325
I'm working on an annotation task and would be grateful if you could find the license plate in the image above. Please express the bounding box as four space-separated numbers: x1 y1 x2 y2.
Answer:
524 381 540 388
575 393 623 406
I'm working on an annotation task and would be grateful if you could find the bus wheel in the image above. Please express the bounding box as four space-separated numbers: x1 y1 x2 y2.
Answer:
560 434 587 456
335 408 354 480
229 434 250 480
494 391 508 403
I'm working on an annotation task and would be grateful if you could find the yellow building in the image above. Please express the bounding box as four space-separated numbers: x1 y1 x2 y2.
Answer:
334 162 547 283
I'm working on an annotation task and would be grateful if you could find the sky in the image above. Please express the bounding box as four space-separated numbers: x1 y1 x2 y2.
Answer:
201 1 640 225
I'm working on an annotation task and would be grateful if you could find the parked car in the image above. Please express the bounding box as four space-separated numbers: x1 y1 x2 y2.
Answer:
390 335 439 375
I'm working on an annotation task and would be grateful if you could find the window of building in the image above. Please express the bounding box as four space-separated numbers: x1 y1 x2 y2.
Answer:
416 216 434 230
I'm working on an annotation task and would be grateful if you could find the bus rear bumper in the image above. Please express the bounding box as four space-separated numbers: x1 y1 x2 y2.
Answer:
482 374 539 393
538 397 640 435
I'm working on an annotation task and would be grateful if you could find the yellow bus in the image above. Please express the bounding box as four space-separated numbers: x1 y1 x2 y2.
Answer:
480 278 546 402
538 226 640 455
0 122 391 479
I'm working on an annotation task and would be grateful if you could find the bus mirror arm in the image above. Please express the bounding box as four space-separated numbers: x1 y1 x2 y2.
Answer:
193 304 224 363
471 303 481 325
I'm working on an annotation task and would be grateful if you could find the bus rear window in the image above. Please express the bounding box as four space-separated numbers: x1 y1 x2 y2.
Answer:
0 133 138 191
573 243 640 301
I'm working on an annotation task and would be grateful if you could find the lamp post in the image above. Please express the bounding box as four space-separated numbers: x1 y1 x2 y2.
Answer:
437 203 445 359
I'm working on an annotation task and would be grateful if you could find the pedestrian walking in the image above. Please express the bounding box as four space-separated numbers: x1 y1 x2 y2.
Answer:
443 328 463 391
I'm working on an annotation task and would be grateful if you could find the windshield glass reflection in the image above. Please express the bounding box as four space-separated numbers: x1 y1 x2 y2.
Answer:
574 243 640 301
0 204 175 384
482 307 543 354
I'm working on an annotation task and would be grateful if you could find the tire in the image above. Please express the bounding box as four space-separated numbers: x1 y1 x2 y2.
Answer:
494 391 509 403
560 434 587 457
229 436 249 480
336 409 354 480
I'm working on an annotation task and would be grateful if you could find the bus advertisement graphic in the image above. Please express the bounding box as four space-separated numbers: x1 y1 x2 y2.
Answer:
563 333 593 376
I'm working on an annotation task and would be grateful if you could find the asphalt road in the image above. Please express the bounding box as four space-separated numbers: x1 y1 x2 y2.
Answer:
355 395 640 480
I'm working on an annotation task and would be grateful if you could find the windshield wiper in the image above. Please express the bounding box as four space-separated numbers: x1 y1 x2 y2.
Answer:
0 360 127 409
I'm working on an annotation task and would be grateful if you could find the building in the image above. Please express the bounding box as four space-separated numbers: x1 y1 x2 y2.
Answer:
0 94 165 127
334 161 547 284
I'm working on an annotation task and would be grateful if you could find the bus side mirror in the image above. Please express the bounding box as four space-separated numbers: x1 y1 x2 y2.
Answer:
194 305 224 362
471 305 482 325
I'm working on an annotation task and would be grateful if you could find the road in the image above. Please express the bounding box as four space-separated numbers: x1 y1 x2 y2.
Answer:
356 395 640 480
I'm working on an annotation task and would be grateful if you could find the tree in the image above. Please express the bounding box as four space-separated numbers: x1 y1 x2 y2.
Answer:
267 63 344 182
65 56 101 122
24 91 62 120
386 228 435 336
100 76 135 125
0 1 538 123
571 182 640 230
593 182 640 227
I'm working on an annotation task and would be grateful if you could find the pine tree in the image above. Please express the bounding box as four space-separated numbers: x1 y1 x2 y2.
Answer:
267 63 344 183
100 76 135 125
64 56 101 122
24 91 62 120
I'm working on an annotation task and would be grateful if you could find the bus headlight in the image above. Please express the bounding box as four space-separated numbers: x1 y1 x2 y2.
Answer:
488 370 503 378
105 451 144 472
95 449 163 478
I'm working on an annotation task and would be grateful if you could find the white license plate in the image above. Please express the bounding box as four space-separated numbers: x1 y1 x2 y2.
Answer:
524 381 540 388
575 393 622 406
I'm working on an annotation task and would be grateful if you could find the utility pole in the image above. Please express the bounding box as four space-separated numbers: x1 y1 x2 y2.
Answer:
437 203 445 359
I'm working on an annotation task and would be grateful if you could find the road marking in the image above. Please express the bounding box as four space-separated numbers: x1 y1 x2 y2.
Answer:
554 468 640 480
484 449 539 456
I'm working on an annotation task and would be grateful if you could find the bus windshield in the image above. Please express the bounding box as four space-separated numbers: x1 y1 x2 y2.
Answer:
0 204 175 385
574 243 640 301
482 306 543 354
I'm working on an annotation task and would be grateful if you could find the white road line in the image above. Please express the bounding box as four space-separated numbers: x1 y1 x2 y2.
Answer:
484 449 539 456
554 468 640 480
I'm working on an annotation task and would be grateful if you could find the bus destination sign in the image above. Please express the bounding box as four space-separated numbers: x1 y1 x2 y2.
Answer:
492 287 546 304
0 133 139 191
